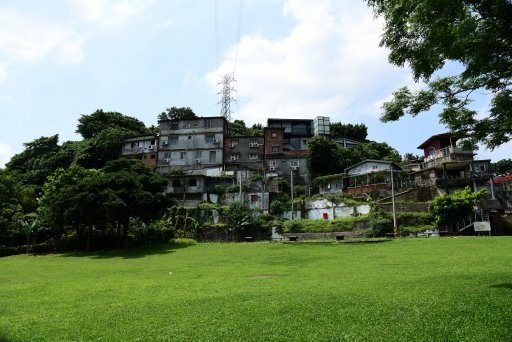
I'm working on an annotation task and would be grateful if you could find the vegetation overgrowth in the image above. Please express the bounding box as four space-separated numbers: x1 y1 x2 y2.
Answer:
1 238 511 341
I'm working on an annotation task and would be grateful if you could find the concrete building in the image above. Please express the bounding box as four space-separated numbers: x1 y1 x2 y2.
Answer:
156 117 230 204
412 133 492 192
345 159 402 194
121 134 158 169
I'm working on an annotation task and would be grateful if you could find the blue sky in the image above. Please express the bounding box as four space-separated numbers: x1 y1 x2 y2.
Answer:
0 0 510 167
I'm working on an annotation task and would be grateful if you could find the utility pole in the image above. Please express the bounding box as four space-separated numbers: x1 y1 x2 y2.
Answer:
290 165 294 220
390 166 398 237
218 73 236 122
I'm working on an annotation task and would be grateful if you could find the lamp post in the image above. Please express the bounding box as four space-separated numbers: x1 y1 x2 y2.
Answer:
390 165 398 237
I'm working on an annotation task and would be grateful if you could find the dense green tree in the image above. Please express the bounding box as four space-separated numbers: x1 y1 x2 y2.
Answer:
366 0 512 149
77 109 150 139
330 123 368 141
158 107 197 121
491 158 512 175
354 141 402 164
39 160 169 249
307 136 344 179
429 187 487 227
0 170 25 246
99 159 169 248
6 135 63 186
228 120 263 136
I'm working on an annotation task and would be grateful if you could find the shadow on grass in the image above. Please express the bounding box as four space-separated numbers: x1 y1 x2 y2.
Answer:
490 283 512 290
58 243 194 259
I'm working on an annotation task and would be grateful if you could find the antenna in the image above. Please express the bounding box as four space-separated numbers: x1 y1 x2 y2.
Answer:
218 73 237 122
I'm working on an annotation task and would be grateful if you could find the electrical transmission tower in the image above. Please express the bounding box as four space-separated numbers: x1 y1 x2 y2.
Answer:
218 73 237 122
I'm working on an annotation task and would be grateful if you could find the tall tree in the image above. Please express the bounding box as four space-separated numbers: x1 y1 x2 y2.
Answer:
491 158 512 175
77 109 150 139
229 120 264 136
307 136 344 179
158 107 197 121
330 123 368 141
6 135 66 187
366 0 512 149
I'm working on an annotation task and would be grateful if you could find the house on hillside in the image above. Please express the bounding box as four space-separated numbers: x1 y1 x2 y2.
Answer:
412 133 492 193
156 116 229 204
121 134 158 169
345 159 402 195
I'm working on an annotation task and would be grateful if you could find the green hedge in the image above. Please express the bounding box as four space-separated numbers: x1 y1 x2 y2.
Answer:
282 216 367 233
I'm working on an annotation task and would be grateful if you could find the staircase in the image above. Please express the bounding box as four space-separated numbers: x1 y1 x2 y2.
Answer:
453 211 489 232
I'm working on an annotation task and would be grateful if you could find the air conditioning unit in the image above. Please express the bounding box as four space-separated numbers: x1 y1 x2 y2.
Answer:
291 166 299 171
213 138 219 144
254 143 260 147
229 143 235 148
249 143 255 148
162 141 168 146
147 145 154 150
195 159 201 164
269 167 276 172
230 156 238 161
163 158 170 164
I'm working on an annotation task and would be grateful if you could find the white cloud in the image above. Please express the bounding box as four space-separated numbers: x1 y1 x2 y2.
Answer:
0 62 6 84
206 0 410 125
156 19 174 30
0 143 13 168
0 0 151 72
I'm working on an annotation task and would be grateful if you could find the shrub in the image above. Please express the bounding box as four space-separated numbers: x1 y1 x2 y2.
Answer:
169 238 197 245
401 225 436 235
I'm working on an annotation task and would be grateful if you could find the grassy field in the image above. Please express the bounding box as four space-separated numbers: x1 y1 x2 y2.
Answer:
1 237 512 341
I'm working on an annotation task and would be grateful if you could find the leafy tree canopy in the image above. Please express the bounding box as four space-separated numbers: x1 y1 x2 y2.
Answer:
330 123 368 141
491 158 512 175
366 0 512 149
429 187 487 226
158 107 197 121
77 109 150 139
307 136 401 180
229 120 263 136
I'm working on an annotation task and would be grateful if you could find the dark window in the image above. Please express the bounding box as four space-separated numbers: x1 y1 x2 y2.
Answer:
171 180 181 188
188 178 198 187
150 154 156 159
151 139 156 145
272 146 279 153
171 121 179 130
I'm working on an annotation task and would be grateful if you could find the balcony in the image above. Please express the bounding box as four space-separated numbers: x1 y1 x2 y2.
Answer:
422 146 474 168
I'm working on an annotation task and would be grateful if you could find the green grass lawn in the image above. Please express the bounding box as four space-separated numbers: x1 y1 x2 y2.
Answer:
1 238 512 341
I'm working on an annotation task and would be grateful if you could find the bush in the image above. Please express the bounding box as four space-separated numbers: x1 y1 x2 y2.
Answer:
168 238 197 245
366 211 392 237
401 225 436 235
0 245 21 257
269 200 290 217
396 212 434 226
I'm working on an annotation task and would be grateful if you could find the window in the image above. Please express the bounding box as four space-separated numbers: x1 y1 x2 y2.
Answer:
231 139 238 145
272 146 279 153
271 132 277 138
188 135 192 140
303 139 308 145
163 152 170 158
251 194 259 202
180 152 186 160
290 160 299 167
150 154 156 159
249 139 258 145
188 178 198 187
372 164 378 169
195 151 202 159
171 121 179 130
269 160 277 167
209 151 216 163
169 136 178 145
172 180 181 188
204 119 212 128
249 153 259 160
205 135 214 143
151 139 156 145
